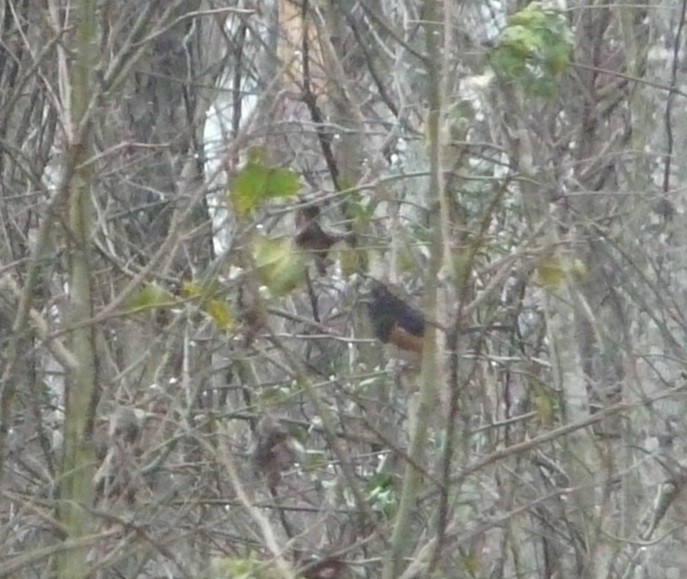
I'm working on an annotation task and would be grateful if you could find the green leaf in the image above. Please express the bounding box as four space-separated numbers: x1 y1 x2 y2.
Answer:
181 280 234 332
350 196 375 228
124 282 175 314
302 450 328 472
207 299 234 331
490 2 573 97
258 386 294 407
535 257 588 291
337 246 364 277
366 472 393 493
208 553 274 579
536 258 567 291
366 472 397 516
533 389 555 422
181 280 202 300
461 551 482 575
253 235 305 296
230 148 300 217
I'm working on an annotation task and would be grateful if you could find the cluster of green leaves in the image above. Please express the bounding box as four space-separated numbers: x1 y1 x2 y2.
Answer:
182 280 234 330
231 148 308 296
490 2 574 97
125 150 306 331
125 280 234 332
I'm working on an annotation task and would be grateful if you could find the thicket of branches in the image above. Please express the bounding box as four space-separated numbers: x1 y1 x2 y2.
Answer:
1 1 687 578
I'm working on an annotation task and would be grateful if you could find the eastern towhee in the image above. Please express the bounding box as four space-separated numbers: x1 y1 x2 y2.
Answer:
364 280 510 357
364 281 426 354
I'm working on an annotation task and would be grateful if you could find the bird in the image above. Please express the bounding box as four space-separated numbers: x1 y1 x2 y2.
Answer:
364 281 511 358
364 281 426 355
294 205 349 275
